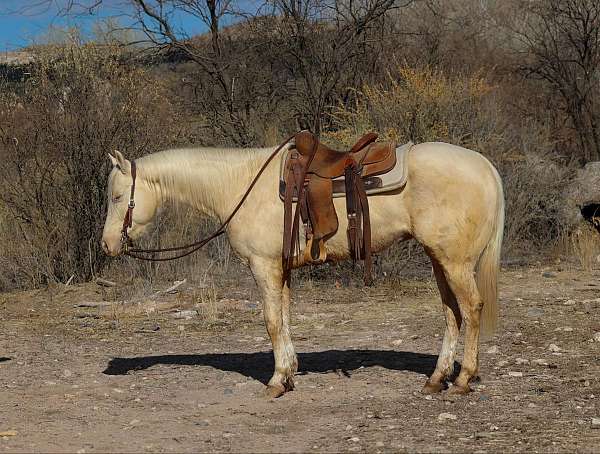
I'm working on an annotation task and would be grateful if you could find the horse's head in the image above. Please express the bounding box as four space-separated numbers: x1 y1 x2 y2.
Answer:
101 150 159 256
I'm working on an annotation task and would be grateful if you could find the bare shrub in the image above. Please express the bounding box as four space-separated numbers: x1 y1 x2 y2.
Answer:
511 0 600 163
325 65 570 257
0 43 181 288
327 65 497 146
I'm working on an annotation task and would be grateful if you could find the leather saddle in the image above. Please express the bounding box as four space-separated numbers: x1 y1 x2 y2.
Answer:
282 131 397 285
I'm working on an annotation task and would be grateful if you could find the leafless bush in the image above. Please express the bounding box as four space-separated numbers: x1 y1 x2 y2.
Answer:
0 43 181 288
511 0 600 163
325 65 571 257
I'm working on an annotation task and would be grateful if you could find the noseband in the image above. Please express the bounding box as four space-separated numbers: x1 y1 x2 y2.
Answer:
120 160 137 249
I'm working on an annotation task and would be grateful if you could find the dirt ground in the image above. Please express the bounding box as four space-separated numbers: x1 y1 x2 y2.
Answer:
1 263 600 453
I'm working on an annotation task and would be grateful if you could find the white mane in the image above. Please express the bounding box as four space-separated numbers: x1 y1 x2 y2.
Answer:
135 146 276 216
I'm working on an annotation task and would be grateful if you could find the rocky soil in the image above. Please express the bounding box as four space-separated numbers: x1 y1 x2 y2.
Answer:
1 265 600 452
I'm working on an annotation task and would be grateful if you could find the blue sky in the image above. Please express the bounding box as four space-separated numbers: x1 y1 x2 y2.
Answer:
0 0 253 51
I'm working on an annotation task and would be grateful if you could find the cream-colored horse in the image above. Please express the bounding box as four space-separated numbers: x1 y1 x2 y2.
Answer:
102 141 504 398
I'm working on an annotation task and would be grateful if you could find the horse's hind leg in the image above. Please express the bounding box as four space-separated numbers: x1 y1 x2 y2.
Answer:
422 259 462 394
443 262 483 394
250 257 298 398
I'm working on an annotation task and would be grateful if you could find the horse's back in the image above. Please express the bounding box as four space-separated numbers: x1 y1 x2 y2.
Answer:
409 142 498 182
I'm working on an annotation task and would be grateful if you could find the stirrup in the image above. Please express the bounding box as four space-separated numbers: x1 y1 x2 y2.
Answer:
304 237 327 264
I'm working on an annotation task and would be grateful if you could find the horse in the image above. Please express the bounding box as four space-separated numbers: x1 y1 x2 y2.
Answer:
101 140 504 398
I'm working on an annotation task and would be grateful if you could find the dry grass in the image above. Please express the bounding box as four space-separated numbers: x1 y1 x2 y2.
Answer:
196 285 220 324
570 223 600 270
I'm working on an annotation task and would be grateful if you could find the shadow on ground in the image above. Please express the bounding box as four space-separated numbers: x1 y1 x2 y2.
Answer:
103 349 443 384
0 357 10 363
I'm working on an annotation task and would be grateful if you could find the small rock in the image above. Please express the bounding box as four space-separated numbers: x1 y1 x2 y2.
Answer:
63 369 73 378
592 418 600 428
508 371 523 377
515 358 529 365
548 344 561 352
172 310 197 319
527 308 544 318
542 272 556 278
391 339 403 346
350 437 360 442
479 394 489 401
223 388 234 395
497 360 509 367
563 327 574 332
593 332 600 342
0 431 17 437
253 336 265 342
345 425 353 431
532 359 549 366
485 345 499 354
129 419 140 426
375 441 384 447
564 299 576 305
438 412 457 421
196 420 210 427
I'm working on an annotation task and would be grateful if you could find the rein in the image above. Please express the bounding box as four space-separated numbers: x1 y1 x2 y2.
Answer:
120 134 298 261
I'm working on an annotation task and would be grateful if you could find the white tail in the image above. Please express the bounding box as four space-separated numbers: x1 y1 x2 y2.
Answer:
476 166 505 336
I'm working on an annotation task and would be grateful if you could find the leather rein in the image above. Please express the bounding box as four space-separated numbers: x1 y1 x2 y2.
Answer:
120 134 298 261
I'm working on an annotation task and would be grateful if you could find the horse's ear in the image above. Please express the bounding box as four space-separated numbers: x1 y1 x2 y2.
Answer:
108 150 131 175
108 152 118 167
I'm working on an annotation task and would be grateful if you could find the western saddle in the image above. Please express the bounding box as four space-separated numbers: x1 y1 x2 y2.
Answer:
282 131 397 285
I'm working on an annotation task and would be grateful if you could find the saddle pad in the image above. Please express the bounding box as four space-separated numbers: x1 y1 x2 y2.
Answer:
278 141 413 200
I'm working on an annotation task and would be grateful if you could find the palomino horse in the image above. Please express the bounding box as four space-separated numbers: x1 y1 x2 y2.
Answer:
101 141 504 398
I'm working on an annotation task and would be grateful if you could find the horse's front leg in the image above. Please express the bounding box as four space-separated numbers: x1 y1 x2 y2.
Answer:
249 257 297 398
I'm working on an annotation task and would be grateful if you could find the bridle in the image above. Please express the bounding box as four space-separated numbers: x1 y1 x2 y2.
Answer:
118 134 298 261
120 160 137 248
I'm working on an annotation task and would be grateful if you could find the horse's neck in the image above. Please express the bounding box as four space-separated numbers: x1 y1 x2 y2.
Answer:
138 149 268 222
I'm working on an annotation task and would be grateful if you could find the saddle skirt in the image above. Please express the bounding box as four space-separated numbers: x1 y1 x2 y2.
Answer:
279 141 413 200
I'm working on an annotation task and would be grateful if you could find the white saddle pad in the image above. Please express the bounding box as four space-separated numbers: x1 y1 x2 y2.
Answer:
278 141 413 199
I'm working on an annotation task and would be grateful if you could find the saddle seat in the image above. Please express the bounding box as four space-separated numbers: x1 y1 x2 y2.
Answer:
281 131 408 285
293 131 395 179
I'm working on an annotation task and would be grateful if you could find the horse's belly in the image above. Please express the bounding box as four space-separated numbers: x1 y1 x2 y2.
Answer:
317 191 411 261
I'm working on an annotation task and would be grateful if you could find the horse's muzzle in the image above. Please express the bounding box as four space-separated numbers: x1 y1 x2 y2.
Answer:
101 239 122 257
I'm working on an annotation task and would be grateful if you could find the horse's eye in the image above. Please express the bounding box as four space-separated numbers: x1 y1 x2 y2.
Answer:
112 194 123 203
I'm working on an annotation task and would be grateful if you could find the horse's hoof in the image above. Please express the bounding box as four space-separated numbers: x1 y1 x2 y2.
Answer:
448 383 471 395
264 384 286 399
421 380 445 394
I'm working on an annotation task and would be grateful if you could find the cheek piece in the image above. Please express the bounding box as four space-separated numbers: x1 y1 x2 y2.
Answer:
120 160 137 250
